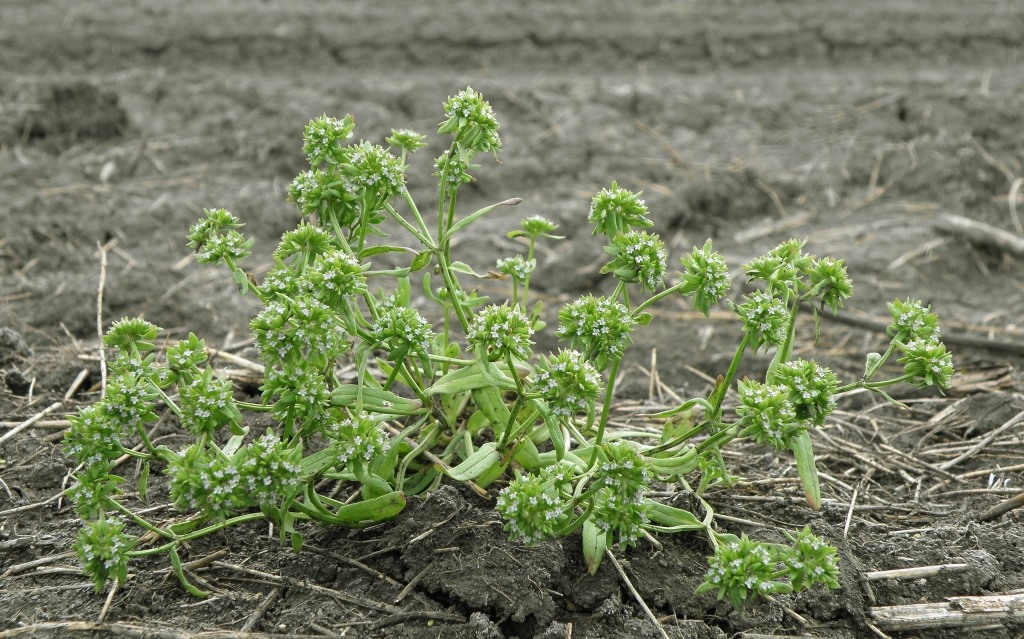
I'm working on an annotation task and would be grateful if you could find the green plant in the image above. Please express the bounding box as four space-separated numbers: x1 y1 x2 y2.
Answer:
64 88 953 610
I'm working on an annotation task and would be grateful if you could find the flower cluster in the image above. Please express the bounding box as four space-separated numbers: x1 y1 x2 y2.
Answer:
679 239 732 316
736 380 805 450
288 168 358 226
532 349 601 418
588 181 652 238
302 113 355 165
601 230 667 293
167 444 241 520
386 128 427 153
187 208 253 266
166 333 207 374
250 296 345 370
696 534 792 611
371 297 434 358
433 148 475 192
327 412 390 469
74 517 137 593
898 338 954 389
556 295 636 370
592 442 651 547
784 527 841 591
737 291 789 351
306 250 368 310
177 368 239 436
438 86 502 156
466 303 534 361
103 372 159 432
103 317 161 353
261 364 330 432
886 298 941 343
515 215 560 240
64 404 124 468
273 222 335 264
235 430 303 507
496 255 536 283
808 257 853 315
496 465 573 545
772 359 838 426
341 141 407 203
68 465 124 520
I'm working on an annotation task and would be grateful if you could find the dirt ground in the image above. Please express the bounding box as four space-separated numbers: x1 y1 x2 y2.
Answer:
3 1 1024 637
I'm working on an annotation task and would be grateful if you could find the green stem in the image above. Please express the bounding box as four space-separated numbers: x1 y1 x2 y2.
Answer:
585 356 623 471
633 281 686 316
709 333 750 419
106 498 173 540
384 202 433 249
403 190 434 246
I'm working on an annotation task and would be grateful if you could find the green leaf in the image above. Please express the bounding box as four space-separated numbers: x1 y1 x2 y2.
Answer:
231 267 249 295
634 312 653 326
169 545 209 598
222 428 249 457
410 249 433 272
449 261 485 278
138 461 150 501
791 430 821 510
538 402 566 461
646 448 699 476
330 385 424 415
444 197 522 241
582 518 608 575
447 441 500 481
329 491 407 526
646 502 705 530
358 244 416 259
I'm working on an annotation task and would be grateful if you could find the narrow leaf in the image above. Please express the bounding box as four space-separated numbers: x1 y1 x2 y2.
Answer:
447 441 500 481
791 430 821 510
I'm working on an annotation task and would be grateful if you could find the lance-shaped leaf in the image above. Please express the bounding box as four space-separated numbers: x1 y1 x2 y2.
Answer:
791 430 821 510
583 517 608 575
447 441 501 481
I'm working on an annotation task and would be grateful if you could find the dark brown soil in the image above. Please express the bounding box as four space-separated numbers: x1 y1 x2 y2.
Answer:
3 1 1024 638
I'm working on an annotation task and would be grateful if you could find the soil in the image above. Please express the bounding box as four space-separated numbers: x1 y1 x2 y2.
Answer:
3 1 1024 637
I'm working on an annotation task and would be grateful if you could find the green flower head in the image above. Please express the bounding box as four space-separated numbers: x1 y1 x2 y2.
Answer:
341 141 407 204
496 466 573 545
103 317 161 352
784 527 841 592
75 517 137 593
679 239 732 317
696 534 791 611
178 368 240 436
556 295 636 370
235 430 303 507
273 221 336 263
372 297 434 358
516 215 560 240
594 441 652 546
63 403 124 469
532 349 602 418
187 208 253 265
736 291 788 351
386 128 428 153
303 113 355 165
438 86 502 156
601 230 667 292
588 181 652 238
307 249 368 309
433 147 476 193
496 254 536 283
772 359 838 426
327 411 391 470
166 333 207 374
899 338 954 389
736 380 806 450
886 298 941 343
808 257 853 315
466 303 534 361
